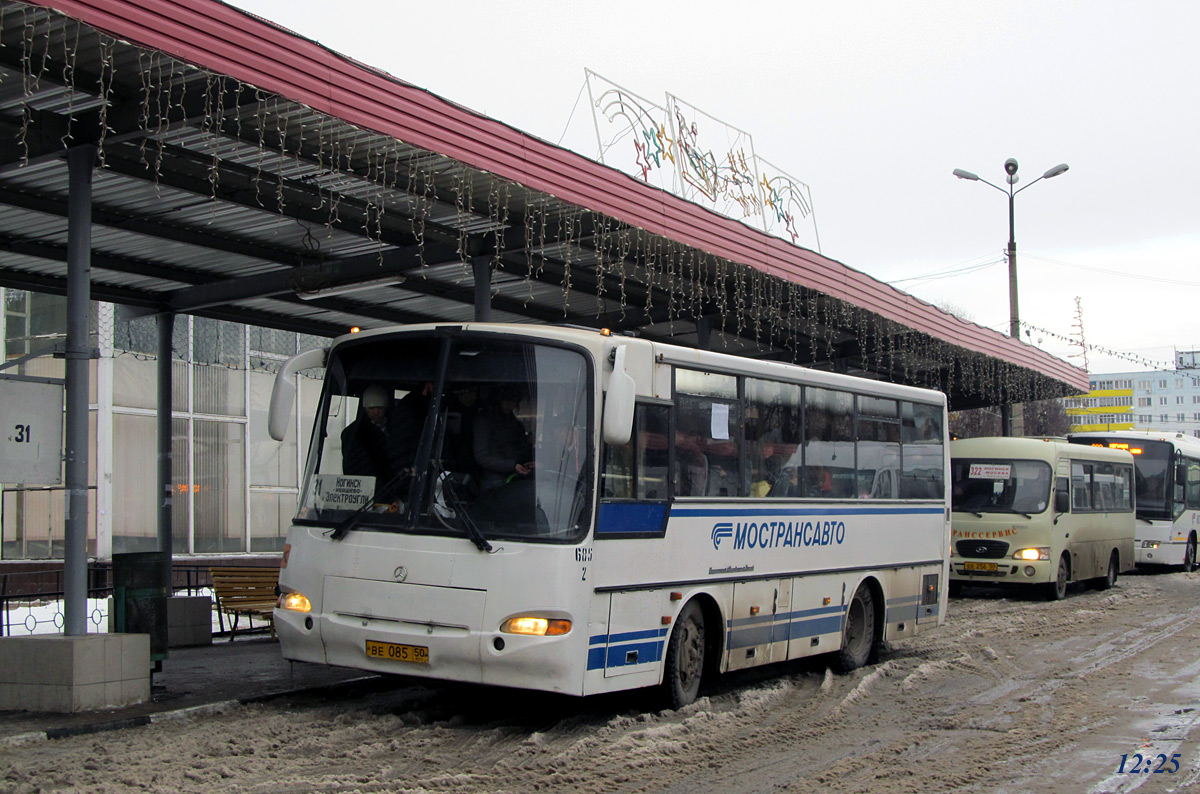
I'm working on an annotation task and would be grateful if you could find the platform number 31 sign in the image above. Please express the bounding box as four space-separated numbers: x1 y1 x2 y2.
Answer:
0 379 65 485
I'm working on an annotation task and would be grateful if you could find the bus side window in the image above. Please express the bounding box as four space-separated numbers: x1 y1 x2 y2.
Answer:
1072 461 1093 511
1055 477 1071 513
602 434 633 499
598 404 671 538
601 404 670 501
636 405 670 500
1187 459 1200 510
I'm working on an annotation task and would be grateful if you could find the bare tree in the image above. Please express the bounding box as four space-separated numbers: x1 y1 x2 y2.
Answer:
949 399 1069 439
1022 398 1070 437
948 407 1001 439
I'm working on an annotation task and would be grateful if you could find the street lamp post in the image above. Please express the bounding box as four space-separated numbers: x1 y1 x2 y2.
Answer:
953 159 1069 436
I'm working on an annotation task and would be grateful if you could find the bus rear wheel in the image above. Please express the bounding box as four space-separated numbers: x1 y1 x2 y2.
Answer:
835 584 877 673
1095 550 1119 591
1044 555 1070 601
663 601 706 709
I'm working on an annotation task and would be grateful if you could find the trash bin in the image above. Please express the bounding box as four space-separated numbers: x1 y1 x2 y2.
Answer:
112 551 169 663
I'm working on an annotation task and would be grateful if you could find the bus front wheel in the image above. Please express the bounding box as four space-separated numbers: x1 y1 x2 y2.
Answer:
1044 555 1070 601
663 601 706 709
1184 535 1197 573
835 584 877 672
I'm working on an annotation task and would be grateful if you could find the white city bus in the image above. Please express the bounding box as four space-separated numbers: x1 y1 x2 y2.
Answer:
949 437 1135 600
267 324 949 706
1068 431 1200 569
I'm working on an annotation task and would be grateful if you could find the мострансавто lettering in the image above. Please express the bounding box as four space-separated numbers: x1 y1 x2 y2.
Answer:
731 520 846 550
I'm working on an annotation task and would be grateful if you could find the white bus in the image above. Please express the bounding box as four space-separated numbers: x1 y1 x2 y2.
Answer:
949 437 1136 600
267 323 949 707
1068 431 1200 570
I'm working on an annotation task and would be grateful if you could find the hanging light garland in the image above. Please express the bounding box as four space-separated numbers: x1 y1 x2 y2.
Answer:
0 2 1086 410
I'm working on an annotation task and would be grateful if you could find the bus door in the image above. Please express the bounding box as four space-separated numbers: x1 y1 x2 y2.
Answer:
1068 457 1098 579
727 580 791 671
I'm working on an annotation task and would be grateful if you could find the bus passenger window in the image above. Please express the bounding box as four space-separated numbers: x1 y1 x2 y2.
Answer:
804 388 855 498
1072 461 1093 510
744 378 802 499
675 395 740 497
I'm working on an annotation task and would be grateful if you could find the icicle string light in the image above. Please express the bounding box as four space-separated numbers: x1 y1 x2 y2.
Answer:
0 4 1086 408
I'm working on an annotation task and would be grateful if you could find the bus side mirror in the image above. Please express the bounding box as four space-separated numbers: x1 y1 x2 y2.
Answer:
268 347 327 441
1054 488 1070 514
602 345 636 446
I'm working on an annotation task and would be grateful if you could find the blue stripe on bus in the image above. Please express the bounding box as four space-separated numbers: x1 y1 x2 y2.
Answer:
587 599 937 671
589 628 668 646
670 506 944 518
725 604 845 649
596 502 669 535
586 627 669 671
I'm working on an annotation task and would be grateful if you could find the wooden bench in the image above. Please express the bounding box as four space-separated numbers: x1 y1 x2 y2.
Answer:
209 566 280 640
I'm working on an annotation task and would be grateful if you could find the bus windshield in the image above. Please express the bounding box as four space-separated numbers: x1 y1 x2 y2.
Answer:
296 333 592 544
1072 437 1173 520
951 458 1052 515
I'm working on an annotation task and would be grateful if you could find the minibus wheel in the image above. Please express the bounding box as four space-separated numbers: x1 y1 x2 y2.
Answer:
835 584 877 672
1044 555 1070 601
663 601 705 709
1095 550 1119 591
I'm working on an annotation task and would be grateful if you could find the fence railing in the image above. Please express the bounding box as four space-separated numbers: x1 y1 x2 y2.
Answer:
0 563 218 637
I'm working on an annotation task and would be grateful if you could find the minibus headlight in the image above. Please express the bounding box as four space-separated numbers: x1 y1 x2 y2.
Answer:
500 617 572 636
1013 547 1050 561
279 591 311 613
1142 540 1159 549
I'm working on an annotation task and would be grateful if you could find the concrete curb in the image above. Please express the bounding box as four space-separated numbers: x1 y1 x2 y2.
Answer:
0 675 379 747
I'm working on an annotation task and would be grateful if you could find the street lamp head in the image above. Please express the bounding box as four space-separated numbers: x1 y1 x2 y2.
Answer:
1004 158 1019 176
1042 163 1070 179
952 168 979 181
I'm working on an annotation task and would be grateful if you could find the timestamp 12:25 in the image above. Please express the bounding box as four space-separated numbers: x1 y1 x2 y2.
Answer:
1118 753 1181 774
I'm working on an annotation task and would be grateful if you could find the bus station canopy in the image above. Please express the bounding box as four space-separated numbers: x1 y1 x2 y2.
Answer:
0 0 1088 410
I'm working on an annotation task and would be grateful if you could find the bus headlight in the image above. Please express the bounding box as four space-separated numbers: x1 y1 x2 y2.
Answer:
1012 547 1050 561
1142 541 1159 549
279 591 312 613
500 617 571 636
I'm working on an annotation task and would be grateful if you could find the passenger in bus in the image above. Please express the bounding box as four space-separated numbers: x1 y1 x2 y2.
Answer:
806 465 835 497
341 384 402 502
473 385 535 491
341 383 429 503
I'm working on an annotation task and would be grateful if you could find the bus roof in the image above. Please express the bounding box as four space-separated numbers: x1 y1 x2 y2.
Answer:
952 436 1136 465
326 322 947 407
1069 430 1200 457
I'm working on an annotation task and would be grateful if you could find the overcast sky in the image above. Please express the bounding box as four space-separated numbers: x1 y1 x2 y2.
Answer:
229 0 1200 376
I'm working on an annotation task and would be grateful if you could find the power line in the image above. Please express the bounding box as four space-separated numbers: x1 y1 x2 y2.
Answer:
886 253 1005 286
1022 253 1200 288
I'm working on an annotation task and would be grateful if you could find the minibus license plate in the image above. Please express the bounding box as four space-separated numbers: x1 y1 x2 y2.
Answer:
963 562 997 572
365 640 429 664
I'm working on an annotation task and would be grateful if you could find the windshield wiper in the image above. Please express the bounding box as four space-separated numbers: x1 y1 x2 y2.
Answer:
438 471 493 552
986 506 1034 519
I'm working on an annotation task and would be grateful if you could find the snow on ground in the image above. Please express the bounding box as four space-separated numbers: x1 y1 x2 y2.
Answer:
7 572 1200 793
